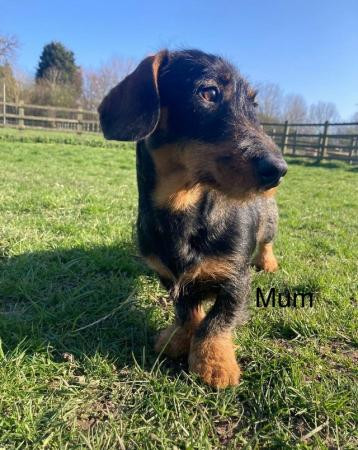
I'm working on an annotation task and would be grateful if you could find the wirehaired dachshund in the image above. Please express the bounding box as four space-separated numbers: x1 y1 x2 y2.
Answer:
98 49 287 388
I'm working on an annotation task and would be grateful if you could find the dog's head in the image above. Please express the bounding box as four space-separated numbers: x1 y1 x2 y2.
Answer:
98 49 287 200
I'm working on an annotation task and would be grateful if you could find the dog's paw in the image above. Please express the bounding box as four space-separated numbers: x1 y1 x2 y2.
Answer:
254 256 278 272
254 243 278 273
188 334 241 388
155 323 191 358
155 307 205 359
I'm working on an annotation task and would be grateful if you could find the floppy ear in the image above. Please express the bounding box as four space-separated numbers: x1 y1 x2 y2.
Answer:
98 50 168 141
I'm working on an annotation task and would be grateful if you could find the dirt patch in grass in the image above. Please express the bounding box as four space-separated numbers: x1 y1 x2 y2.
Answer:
75 394 117 431
213 416 242 446
328 340 358 364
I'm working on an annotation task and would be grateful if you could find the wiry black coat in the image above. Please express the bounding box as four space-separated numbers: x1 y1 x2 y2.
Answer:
99 48 286 343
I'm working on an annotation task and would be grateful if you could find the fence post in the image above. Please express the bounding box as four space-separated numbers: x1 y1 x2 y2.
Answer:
292 130 297 155
18 101 25 129
350 137 358 164
77 107 83 133
2 83 5 126
317 134 322 159
348 137 355 164
281 121 289 154
320 121 329 159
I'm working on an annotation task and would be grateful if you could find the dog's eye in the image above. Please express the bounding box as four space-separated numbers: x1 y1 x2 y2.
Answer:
199 86 219 103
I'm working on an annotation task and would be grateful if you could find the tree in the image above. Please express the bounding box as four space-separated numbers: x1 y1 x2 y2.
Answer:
348 111 358 133
33 42 82 107
309 101 340 123
0 33 18 64
256 82 283 122
36 41 81 87
0 34 20 102
81 57 134 110
0 64 24 103
282 94 307 122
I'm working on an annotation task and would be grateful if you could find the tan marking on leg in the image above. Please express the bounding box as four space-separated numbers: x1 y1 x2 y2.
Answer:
254 242 278 272
146 254 239 284
188 333 241 388
144 255 175 281
155 306 205 358
183 257 239 282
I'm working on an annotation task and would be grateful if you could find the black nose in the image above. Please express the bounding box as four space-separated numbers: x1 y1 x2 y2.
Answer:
256 156 288 188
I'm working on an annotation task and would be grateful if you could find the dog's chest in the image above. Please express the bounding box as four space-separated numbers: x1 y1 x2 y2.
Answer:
135 142 259 279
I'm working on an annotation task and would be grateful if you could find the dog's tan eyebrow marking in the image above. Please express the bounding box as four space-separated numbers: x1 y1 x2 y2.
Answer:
247 87 257 100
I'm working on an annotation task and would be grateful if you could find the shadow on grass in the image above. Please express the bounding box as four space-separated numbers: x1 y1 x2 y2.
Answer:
347 165 358 172
0 242 164 368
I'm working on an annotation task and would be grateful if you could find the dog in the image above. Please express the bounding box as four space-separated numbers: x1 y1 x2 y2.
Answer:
98 49 287 388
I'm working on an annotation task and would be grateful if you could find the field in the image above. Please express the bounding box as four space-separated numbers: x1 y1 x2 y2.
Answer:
0 128 357 449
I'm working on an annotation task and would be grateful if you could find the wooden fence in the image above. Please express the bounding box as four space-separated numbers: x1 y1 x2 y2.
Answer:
0 98 357 163
262 120 358 164
0 100 100 133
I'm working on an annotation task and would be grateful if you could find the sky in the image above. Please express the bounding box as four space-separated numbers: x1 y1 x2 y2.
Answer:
1 0 357 119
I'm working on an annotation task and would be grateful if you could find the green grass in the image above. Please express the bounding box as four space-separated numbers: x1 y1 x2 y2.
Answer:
0 128 357 448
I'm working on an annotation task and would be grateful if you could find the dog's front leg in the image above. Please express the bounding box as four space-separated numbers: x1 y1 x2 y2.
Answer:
188 271 250 388
155 282 206 359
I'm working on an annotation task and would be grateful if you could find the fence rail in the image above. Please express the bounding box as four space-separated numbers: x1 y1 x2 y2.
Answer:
0 99 357 163
0 100 100 133
262 120 358 164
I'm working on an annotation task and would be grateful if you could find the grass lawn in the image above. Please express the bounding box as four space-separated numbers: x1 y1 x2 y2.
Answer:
0 128 357 448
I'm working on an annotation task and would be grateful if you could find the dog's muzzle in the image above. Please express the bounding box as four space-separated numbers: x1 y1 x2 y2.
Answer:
256 155 288 189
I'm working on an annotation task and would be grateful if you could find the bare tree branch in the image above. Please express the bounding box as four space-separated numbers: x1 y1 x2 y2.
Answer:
309 101 340 123
256 82 283 121
81 57 135 111
282 94 308 123
0 33 19 64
